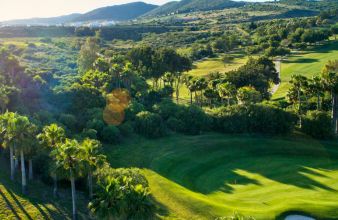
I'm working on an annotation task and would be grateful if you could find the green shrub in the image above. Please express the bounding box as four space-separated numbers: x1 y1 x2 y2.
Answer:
34 110 56 125
118 121 134 136
101 125 121 144
167 117 185 132
125 101 146 121
82 128 98 139
58 113 77 132
302 111 333 139
153 99 182 120
175 105 210 135
135 111 166 138
211 104 296 134
86 118 105 133
91 167 153 220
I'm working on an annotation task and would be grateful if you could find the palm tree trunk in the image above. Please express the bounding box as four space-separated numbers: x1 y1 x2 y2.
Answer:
190 92 192 105
14 155 18 169
10 146 14 181
317 94 320 110
20 150 27 194
333 93 338 135
176 77 181 104
88 170 93 199
53 173 58 198
298 88 302 128
70 170 77 220
29 159 33 180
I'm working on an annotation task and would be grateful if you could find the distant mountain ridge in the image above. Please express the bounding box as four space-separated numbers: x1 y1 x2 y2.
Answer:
1 14 81 26
72 2 158 22
144 0 245 16
1 2 158 26
0 0 330 26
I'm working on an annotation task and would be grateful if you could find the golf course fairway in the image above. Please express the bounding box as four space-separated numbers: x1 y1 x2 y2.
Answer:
107 133 338 219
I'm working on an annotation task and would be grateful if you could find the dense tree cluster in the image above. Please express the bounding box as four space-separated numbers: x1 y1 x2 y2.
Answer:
287 60 338 138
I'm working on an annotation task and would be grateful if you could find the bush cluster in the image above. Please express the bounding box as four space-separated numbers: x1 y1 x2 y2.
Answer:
302 111 333 139
135 111 166 138
211 104 296 135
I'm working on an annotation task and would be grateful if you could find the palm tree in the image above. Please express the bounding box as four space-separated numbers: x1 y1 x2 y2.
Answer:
308 76 324 110
195 78 208 106
26 132 39 181
288 74 308 128
0 112 16 180
0 112 35 193
52 139 83 220
183 75 195 104
81 138 105 199
217 82 237 106
11 115 36 194
121 62 135 91
37 124 66 197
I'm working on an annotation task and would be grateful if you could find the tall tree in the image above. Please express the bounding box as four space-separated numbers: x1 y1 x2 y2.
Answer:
237 86 262 105
52 139 83 220
37 124 66 197
78 37 100 74
81 138 105 199
217 82 237 106
307 76 324 110
10 115 36 194
183 75 196 104
321 60 338 135
288 75 308 128
0 112 35 193
0 112 16 181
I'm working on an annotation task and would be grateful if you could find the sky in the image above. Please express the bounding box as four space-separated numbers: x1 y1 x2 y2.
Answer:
0 0 173 21
0 0 265 21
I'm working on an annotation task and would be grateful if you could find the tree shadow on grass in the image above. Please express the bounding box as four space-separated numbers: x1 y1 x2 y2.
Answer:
30 202 51 220
0 189 21 219
0 174 74 219
155 156 337 194
283 58 319 64
113 135 338 195
150 195 170 219
6 189 34 220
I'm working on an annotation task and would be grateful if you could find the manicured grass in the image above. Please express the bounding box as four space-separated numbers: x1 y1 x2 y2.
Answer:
187 53 249 77
0 157 90 219
273 40 338 100
175 52 250 102
106 133 338 220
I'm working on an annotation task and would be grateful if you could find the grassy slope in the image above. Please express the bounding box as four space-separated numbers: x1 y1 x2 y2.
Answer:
106 133 338 220
187 53 249 78
0 157 90 220
177 52 249 102
273 40 338 100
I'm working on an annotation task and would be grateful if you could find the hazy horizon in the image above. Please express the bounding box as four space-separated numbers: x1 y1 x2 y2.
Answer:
0 0 268 22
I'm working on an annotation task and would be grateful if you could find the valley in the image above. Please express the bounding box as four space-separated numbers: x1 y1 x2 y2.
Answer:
0 0 337 219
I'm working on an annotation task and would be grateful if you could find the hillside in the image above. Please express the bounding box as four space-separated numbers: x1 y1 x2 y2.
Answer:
145 0 245 16
72 2 158 22
0 14 81 26
1 2 158 26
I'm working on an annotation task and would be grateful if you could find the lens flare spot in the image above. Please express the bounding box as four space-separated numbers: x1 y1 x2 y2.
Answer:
103 89 131 126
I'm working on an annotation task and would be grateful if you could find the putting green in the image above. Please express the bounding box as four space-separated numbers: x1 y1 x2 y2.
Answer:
107 133 338 219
